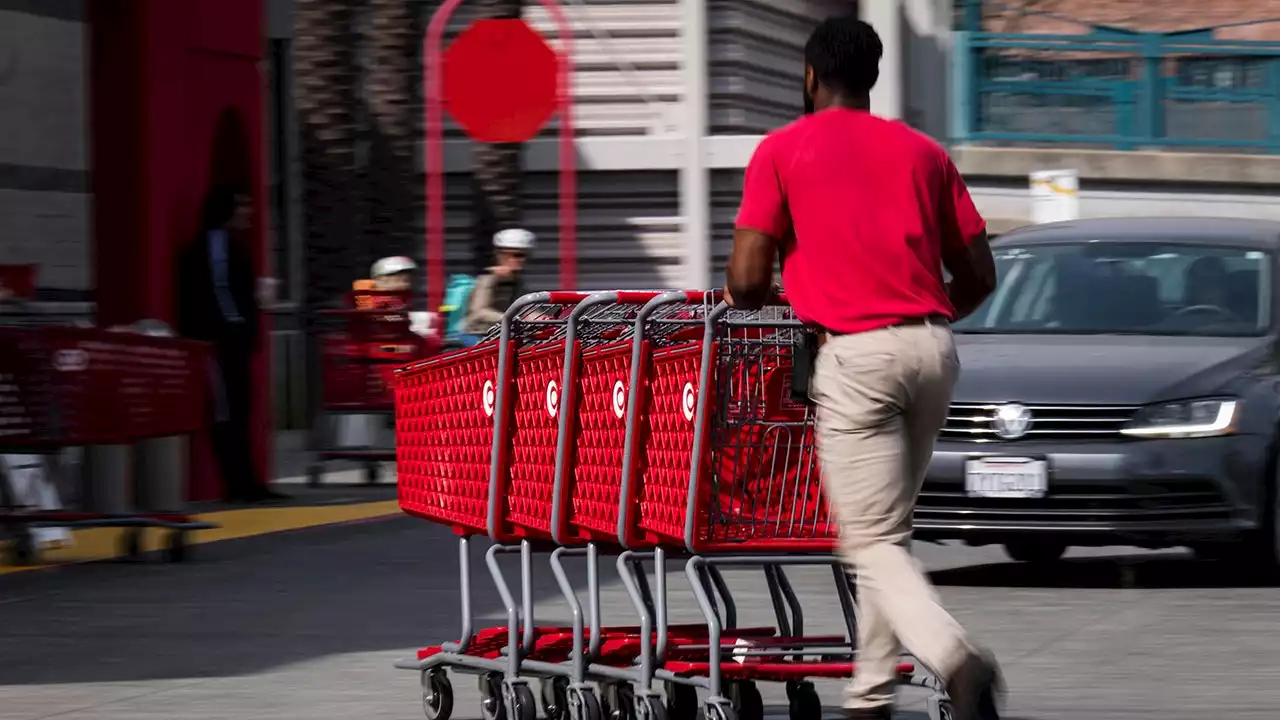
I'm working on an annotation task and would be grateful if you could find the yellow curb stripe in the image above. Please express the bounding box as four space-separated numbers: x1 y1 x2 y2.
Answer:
1 500 402 575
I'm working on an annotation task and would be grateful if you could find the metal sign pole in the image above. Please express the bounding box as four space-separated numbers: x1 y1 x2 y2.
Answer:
423 0 577 310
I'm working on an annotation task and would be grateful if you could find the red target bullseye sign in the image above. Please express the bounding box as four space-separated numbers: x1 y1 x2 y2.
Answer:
443 19 559 143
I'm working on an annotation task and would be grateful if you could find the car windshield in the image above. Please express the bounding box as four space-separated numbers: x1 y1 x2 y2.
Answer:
954 241 1272 336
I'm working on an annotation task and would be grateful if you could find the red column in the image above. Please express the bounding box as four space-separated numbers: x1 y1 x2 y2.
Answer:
89 0 270 501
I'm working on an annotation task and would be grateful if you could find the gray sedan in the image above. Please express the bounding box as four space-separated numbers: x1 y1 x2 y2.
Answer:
918 217 1280 571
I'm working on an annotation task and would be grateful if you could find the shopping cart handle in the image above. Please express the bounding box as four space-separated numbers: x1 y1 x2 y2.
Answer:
614 290 665 305
711 289 789 308
545 291 594 305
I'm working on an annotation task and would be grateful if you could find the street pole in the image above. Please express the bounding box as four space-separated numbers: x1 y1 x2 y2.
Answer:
680 0 710 290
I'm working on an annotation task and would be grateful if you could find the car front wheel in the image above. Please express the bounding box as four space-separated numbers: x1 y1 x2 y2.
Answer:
1195 468 1279 579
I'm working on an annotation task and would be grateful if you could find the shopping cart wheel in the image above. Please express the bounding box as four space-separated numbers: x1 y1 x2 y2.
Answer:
479 673 506 720
505 682 536 720
165 532 188 563
602 682 635 720
363 462 381 485
307 464 323 488
927 695 954 720
120 529 142 561
664 682 697 720
635 694 666 720
785 681 821 720
569 687 602 720
421 669 454 720
703 701 737 720
541 677 570 720
728 682 763 720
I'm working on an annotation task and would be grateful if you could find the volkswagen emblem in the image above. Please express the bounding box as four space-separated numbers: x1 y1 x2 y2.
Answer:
992 403 1032 440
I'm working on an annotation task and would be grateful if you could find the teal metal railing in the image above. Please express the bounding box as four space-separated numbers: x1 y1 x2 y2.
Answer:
952 4 1280 152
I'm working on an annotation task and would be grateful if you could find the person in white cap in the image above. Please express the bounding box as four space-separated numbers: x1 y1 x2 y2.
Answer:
370 255 416 294
458 228 535 346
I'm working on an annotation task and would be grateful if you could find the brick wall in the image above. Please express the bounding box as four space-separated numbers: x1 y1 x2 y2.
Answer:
983 0 1280 39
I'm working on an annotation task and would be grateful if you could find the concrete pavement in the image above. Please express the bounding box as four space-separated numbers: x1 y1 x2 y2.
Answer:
3 432 1279 719
3 509 1280 720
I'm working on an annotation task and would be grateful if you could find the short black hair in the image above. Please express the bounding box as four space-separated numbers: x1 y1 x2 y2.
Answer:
201 183 248 230
804 15 883 96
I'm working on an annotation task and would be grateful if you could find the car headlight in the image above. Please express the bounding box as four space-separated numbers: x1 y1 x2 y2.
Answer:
1120 399 1238 439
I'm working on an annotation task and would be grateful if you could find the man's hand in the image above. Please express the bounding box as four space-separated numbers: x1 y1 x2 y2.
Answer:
726 229 780 311
943 230 997 320
256 277 279 307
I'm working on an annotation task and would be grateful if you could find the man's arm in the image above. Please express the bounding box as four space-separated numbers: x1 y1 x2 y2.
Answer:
938 155 996 320
726 230 779 310
944 230 996 320
465 273 504 329
728 137 789 310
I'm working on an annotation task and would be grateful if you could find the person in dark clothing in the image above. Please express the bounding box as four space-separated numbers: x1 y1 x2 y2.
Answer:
176 185 284 503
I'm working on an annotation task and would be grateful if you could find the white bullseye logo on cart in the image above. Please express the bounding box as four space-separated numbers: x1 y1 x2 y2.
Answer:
481 380 496 417
681 382 696 422
546 380 560 418
612 380 627 420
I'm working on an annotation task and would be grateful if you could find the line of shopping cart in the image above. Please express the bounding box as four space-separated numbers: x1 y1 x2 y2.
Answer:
392 290 952 720
0 325 217 565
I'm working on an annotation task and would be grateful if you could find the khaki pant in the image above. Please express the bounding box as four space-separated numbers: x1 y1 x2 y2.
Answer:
810 321 973 709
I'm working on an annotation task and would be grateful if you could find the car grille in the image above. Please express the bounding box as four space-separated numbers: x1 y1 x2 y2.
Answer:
916 478 1233 527
940 402 1139 442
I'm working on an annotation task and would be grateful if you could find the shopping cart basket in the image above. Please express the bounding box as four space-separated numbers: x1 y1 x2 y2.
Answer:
309 292 429 486
633 298 947 720
398 292 680 710
0 326 218 564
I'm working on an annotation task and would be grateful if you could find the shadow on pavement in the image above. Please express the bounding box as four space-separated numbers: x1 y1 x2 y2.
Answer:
930 553 1279 589
0 517 592 686
2 510 1264 688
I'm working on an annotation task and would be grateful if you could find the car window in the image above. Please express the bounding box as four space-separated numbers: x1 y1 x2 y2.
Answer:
955 241 1272 336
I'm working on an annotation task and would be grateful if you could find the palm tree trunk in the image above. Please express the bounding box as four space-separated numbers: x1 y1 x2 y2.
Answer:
294 0 358 311
470 0 526 274
363 0 420 273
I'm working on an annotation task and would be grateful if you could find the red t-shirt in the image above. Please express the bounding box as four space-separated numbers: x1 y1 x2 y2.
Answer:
734 108 986 334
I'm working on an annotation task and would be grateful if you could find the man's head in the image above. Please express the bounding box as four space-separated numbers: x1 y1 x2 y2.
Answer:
496 249 527 276
371 256 416 292
203 184 252 232
1186 256 1228 307
803 15 883 114
492 228 536 277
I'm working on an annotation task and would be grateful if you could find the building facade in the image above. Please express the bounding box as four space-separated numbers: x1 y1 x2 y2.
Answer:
8 0 1280 427
0 1 91 303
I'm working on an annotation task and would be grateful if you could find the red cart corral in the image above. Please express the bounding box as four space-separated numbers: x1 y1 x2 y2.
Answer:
0 325 218 565
309 290 434 487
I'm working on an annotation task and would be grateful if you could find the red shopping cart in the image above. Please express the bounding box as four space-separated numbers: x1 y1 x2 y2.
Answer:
0 326 218 565
310 290 431 487
393 292 952 720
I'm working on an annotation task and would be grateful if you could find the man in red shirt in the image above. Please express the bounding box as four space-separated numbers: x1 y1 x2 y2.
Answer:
726 15 1001 720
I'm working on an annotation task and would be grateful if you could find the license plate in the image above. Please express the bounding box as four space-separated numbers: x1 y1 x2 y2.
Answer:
964 457 1047 499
